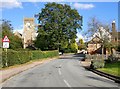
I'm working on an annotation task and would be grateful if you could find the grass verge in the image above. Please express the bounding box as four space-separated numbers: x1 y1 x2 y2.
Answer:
97 61 120 77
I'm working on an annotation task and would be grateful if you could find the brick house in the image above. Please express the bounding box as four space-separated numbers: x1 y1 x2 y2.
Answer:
87 36 101 54
87 21 119 54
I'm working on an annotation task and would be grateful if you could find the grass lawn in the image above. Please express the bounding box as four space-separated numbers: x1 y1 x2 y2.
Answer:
97 61 120 77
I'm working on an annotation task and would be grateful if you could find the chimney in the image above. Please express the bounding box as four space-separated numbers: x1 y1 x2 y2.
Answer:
112 20 116 37
112 20 116 33
112 20 117 42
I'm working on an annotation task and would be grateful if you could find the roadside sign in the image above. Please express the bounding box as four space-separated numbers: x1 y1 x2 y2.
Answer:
2 36 10 48
2 36 10 42
2 36 10 67
3 42 9 48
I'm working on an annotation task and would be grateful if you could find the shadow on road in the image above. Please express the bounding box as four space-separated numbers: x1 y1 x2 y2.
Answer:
85 75 116 84
59 53 85 61
73 53 85 57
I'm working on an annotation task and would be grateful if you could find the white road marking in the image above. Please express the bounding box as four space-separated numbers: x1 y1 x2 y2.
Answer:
58 68 61 75
63 79 71 87
58 64 62 75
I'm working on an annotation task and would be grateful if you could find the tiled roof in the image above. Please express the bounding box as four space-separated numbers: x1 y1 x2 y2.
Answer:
88 36 101 44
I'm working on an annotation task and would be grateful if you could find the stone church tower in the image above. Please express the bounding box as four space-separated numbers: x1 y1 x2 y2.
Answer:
22 18 36 49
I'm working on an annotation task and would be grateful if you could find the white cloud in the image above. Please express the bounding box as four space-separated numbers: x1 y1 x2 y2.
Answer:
0 0 23 9
73 3 95 9
27 0 64 2
5 0 119 2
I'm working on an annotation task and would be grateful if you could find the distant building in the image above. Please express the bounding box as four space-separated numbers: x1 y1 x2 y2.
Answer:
87 36 102 54
87 20 119 54
14 31 22 38
111 21 120 43
22 18 37 49
14 17 38 49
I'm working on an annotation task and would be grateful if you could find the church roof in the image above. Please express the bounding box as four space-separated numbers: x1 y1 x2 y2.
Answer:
14 31 22 38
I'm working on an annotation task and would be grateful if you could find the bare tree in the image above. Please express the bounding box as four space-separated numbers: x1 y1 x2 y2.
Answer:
85 17 112 60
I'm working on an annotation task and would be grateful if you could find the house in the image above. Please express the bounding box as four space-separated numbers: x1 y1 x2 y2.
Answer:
87 20 119 54
87 36 102 54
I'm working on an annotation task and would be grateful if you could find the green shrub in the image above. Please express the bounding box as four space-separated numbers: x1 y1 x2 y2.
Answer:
17 51 31 64
31 50 58 60
90 59 105 69
2 50 58 68
107 54 118 63
85 54 103 60
2 50 31 67
85 54 106 69
64 48 77 53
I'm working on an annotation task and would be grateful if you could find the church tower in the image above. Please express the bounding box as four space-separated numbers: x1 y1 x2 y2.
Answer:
23 18 36 49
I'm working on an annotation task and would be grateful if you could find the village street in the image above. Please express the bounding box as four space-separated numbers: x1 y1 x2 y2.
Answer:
1 1 120 89
2 54 118 87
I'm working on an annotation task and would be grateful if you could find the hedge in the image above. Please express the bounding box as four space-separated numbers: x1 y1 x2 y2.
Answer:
2 50 58 68
0 49 2 68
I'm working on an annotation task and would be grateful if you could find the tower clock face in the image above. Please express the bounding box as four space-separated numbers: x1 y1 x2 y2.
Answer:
25 22 31 30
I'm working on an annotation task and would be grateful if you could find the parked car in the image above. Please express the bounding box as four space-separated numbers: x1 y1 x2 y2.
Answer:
59 52 62 55
59 50 64 55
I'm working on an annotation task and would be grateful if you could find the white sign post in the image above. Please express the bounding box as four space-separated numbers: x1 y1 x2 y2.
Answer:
3 42 9 48
2 36 10 67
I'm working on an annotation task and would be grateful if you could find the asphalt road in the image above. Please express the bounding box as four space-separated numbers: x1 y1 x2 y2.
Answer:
2 54 119 87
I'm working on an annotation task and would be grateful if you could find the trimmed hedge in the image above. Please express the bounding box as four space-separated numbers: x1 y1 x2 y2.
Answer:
0 49 2 68
2 50 58 68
